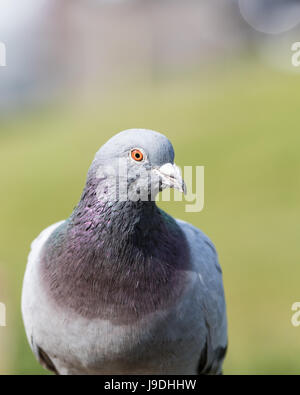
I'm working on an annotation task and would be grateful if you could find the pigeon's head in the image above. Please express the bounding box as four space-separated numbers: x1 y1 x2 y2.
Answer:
91 129 186 202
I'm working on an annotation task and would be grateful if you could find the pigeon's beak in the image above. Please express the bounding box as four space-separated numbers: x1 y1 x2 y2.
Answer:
154 163 187 194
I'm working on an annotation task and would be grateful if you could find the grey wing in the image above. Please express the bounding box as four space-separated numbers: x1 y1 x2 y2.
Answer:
176 219 228 375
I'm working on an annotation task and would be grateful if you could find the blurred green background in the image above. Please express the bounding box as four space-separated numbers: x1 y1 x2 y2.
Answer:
1 0 300 375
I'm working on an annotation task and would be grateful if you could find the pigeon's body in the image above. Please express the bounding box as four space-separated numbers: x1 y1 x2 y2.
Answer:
22 129 227 375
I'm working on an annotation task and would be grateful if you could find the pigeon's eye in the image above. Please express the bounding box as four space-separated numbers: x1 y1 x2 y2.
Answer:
131 149 144 162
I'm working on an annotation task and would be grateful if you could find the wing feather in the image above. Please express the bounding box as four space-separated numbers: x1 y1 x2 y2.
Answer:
176 219 227 374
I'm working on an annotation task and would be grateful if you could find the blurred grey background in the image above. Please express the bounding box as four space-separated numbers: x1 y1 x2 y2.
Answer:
1 0 300 112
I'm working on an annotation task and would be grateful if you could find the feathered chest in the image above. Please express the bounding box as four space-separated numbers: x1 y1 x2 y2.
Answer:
40 202 190 324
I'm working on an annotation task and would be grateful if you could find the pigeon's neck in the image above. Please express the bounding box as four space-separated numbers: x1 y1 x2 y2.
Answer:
41 181 190 324
72 192 160 239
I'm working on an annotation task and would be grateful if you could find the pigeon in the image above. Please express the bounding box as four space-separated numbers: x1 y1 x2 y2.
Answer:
22 129 227 375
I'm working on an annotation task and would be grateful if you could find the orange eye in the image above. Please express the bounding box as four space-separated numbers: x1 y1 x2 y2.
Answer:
131 149 144 162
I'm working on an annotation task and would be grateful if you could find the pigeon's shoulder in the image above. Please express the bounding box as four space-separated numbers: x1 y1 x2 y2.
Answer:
22 220 66 373
28 221 65 268
175 218 224 300
175 218 221 273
